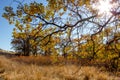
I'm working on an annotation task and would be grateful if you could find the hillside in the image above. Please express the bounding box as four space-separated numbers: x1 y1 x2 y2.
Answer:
0 49 15 58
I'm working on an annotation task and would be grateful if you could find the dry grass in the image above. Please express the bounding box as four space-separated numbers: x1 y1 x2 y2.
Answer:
0 56 119 80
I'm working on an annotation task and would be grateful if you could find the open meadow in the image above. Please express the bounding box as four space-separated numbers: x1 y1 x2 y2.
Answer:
0 52 119 80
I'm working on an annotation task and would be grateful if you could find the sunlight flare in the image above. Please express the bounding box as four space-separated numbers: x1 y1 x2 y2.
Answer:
97 0 112 15
92 0 118 16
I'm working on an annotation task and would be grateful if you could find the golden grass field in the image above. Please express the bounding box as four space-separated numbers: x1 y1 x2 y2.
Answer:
0 55 120 80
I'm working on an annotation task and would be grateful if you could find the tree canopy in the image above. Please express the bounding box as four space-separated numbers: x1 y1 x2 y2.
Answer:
2 0 120 70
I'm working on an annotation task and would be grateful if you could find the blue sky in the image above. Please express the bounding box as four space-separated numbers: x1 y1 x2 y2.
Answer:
0 0 46 51
0 0 14 51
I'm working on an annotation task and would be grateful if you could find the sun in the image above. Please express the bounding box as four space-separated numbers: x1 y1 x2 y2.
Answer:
97 0 112 15
92 0 118 16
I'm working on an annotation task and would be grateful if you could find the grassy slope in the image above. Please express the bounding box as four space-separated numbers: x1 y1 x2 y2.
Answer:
0 55 119 80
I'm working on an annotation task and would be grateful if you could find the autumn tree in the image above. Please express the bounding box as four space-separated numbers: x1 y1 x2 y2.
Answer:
2 0 120 66
2 0 94 55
